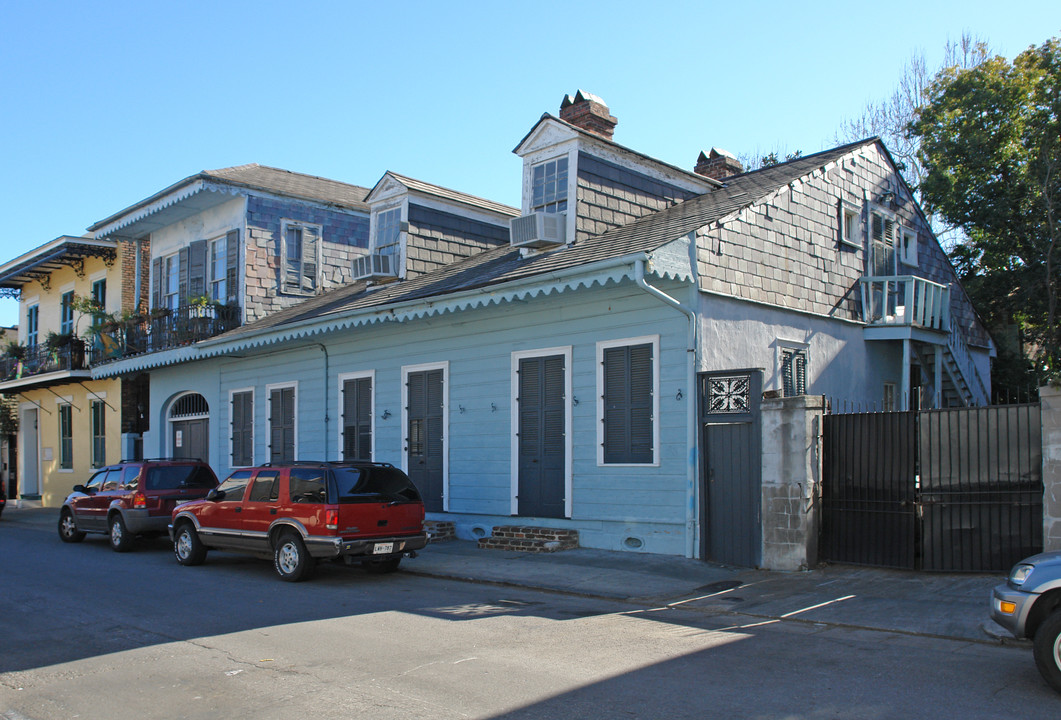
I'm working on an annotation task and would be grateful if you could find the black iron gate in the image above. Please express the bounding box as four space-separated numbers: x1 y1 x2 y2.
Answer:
821 403 1042 572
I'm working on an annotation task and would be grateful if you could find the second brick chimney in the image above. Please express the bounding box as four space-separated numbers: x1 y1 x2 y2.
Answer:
559 90 618 140
695 148 744 181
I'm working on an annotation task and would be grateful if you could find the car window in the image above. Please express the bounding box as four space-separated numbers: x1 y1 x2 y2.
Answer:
146 465 216 491
100 469 121 491
85 470 111 492
215 471 252 502
289 468 327 504
119 465 141 491
247 471 280 503
333 466 422 503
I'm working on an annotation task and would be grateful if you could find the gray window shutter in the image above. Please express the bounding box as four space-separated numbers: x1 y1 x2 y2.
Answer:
151 257 162 310
301 225 320 293
231 391 253 466
188 240 207 298
178 246 190 306
603 344 653 464
225 229 239 306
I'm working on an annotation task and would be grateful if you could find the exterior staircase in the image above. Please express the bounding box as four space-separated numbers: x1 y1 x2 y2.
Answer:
477 526 579 553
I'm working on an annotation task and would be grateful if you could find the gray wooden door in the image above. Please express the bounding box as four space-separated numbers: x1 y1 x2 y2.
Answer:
699 370 762 567
342 377 372 461
517 355 565 518
172 418 208 461
269 387 295 464
407 369 444 512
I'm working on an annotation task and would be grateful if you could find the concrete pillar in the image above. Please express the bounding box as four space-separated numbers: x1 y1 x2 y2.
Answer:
760 395 825 571
1041 385 1061 551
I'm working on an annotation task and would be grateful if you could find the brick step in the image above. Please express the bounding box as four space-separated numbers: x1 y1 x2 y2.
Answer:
477 525 579 553
424 520 456 543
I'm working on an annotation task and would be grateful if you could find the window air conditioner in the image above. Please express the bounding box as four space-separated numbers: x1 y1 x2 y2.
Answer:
352 253 397 281
510 212 566 249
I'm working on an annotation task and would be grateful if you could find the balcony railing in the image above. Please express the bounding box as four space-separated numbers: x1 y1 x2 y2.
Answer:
860 275 951 332
96 303 242 363
1 338 91 382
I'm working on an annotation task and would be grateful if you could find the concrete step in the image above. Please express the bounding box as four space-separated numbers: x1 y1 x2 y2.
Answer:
477 525 579 553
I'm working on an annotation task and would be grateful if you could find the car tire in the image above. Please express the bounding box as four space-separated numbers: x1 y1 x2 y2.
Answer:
274 531 315 582
1034 609 1061 694
108 514 134 553
173 523 207 566
362 557 402 574
57 509 86 543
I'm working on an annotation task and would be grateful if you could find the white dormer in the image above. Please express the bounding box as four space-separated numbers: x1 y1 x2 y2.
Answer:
358 175 409 282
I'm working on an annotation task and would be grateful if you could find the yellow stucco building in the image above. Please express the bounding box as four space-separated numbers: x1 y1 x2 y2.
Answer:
0 237 127 506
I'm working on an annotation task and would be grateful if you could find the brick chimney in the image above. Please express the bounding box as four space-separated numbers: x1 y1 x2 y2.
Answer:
695 148 743 180
559 90 617 140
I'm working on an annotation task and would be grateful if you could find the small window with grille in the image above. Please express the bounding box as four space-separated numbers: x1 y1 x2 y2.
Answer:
779 345 808 397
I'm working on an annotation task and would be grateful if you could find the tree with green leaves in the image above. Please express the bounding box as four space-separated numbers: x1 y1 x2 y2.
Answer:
910 38 1061 387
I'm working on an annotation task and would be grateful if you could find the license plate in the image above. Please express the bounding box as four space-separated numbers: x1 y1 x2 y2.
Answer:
373 542 394 555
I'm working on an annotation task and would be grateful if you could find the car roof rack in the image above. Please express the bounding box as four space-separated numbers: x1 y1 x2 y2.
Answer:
119 457 205 463
256 460 395 468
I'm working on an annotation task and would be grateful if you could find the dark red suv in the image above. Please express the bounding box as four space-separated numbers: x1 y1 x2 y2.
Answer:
170 461 427 581
58 459 218 551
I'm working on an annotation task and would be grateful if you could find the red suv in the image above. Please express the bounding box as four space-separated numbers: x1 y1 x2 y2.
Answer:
170 461 427 582
58 459 219 551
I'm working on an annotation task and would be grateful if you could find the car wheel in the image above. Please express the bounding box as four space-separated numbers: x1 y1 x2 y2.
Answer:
362 557 402 574
108 514 134 553
1034 609 1061 694
57 509 85 543
273 531 315 582
173 523 207 566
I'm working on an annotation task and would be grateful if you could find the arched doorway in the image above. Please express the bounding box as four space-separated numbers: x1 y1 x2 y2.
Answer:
169 393 209 461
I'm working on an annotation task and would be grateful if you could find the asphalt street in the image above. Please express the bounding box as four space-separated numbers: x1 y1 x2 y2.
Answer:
1 512 1058 719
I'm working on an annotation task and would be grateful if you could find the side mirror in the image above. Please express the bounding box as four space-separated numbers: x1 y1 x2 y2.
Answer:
206 488 225 502
72 484 89 494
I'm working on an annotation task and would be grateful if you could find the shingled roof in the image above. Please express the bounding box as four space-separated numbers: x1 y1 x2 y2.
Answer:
88 164 371 233
209 138 879 343
370 171 519 218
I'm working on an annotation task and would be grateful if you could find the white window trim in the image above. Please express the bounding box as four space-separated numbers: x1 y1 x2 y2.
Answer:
839 200 862 249
522 146 577 247
775 340 810 397
898 225 918 267
57 398 74 472
228 387 255 468
208 234 229 302
266 381 298 462
23 300 40 346
867 204 899 275
510 346 573 517
370 203 407 279
279 219 323 295
401 361 449 511
337 370 375 463
596 335 660 467
162 252 180 309
883 382 898 412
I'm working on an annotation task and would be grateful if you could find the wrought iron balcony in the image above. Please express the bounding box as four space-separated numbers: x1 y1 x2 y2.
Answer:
860 275 950 332
0 338 91 382
94 303 242 363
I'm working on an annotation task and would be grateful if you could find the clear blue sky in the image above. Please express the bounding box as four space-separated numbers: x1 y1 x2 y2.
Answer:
1 0 1057 327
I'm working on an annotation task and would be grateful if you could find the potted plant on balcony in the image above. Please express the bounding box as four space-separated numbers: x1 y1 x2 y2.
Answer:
44 331 84 370
2 341 26 380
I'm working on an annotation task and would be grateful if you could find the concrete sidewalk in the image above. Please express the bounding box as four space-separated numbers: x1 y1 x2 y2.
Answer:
2 505 1010 644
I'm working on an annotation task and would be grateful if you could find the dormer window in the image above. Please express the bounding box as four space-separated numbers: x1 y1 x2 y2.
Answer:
374 207 402 262
532 156 568 214
281 219 321 295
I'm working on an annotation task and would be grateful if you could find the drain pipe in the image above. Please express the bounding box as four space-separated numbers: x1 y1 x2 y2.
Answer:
633 258 699 559
317 344 330 460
